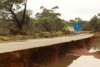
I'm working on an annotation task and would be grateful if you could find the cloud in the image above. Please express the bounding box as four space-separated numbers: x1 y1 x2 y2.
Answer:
27 0 100 20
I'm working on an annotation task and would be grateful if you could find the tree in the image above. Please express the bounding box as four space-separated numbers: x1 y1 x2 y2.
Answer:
68 20 75 27
0 0 26 18
89 15 99 32
68 18 89 31
75 18 89 31
10 9 31 32
0 0 28 34
35 6 65 32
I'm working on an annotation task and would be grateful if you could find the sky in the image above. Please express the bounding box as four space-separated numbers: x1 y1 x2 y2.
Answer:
27 0 100 21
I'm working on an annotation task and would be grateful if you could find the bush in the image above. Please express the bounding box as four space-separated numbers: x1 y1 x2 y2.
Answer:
0 36 10 41
39 32 51 38
10 29 27 35
32 33 40 39
51 31 64 37
12 35 26 40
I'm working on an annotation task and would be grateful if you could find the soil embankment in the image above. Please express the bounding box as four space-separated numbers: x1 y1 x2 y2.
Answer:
0 36 93 67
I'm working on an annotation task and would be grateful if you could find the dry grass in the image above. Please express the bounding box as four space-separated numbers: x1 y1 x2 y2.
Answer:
0 35 33 41
0 31 67 42
0 36 10 41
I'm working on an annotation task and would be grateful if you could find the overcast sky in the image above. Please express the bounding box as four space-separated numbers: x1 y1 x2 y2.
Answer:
27 0 100 21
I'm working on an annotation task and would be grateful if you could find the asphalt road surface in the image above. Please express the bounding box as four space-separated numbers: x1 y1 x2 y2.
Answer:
0 34 94 54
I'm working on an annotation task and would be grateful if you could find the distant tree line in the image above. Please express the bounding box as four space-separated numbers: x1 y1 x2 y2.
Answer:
0 0 99 36
89 13 100 32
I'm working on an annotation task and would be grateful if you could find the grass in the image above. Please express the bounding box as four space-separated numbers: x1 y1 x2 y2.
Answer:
0 36 10 41
0 31 65 42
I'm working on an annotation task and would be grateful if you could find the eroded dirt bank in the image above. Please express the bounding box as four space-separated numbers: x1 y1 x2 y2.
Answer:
0 37 93 67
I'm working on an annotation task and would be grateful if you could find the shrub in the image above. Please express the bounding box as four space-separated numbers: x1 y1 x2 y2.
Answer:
51 31 64 37
0 36 10 41
39 32 51 38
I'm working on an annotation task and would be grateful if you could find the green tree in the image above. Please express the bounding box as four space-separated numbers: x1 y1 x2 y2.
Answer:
68 18 89 31
10 9 32 34
0 0 28 34
75 18 89 31
89 14 100 32
35 6 65 32
68 19 75 27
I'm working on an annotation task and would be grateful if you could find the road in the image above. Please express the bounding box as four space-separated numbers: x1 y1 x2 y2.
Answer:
0 34 94 54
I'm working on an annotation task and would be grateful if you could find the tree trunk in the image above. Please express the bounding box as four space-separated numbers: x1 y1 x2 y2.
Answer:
9 3 27 31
